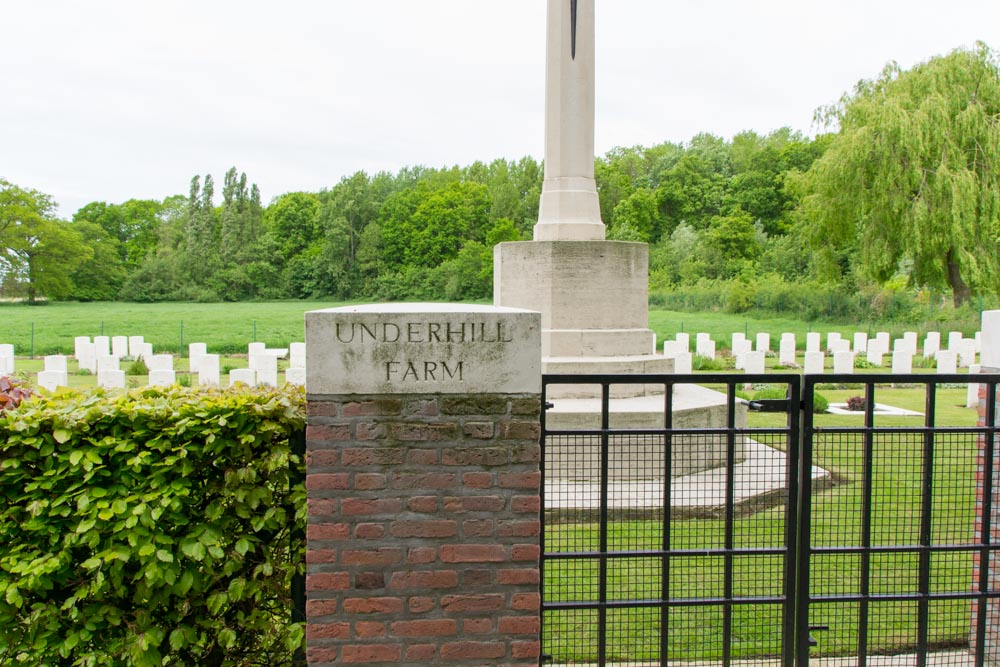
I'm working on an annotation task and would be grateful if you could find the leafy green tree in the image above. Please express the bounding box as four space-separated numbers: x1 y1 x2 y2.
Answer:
182 175 222 295
381 181 489 269
73 199 162 269
804 42 1000 305
0 180 92 301
67 221 127 300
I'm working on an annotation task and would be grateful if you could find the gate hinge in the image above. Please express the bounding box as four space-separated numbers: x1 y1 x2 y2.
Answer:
748 398 791 413
543 401 555 410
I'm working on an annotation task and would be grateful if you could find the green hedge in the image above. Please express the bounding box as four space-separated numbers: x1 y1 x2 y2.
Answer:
0 385 306 666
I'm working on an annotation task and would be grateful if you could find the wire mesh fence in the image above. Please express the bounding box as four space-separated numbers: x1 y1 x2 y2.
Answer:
540 374 998 667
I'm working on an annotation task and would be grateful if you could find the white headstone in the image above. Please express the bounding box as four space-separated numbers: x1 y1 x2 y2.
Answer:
779 336 797 366
804 351 825 375
229 368 257 387
832 339 851 354
285 367 306 386
74 336 90 360
0 343 14 357
866 348 884 367
44 355 68 372
875 332 891 351
0 356 14 374
148 369 176 387
128 336 145 358
826 332 842 352
198 354 220 387
853 332 868 354
146 354 174 372
37 370 68 391
968 363 982 408
958 339 977 368
98 369 126 389
936 349 958 374
662 340 679 357
696 337 715 360
93 336 111 357
892 350 913 374
903 331 918 352
97 355 120 373
189 342 207 358
77 342 97 373
947 331 963 350
743 351 766 375
923 332 941 358
289 342 306 369
806 332 821 353
673 352 693 375
975 331 982 353
111 336 129 358
984 311 1000 369
755 333 771 354
731 333 746 354
733 338 752 370
833 351 855 374
675 333 690 352
249 352 276 371
248 342 266 356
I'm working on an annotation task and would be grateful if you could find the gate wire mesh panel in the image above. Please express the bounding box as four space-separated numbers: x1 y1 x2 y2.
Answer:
541 374 799 666
801 375 999 667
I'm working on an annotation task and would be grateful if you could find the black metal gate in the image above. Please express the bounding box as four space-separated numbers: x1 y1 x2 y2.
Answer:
540 373 1000 667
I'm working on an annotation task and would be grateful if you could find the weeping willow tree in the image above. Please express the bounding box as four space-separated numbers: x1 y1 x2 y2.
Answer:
804 42 1000 306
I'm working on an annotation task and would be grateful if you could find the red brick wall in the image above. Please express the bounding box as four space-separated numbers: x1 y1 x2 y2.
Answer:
305 394 542 666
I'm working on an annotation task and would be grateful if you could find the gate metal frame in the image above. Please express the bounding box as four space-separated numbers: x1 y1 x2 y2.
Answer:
796 374 1000 667
540 372 1000 667
540 373 801 667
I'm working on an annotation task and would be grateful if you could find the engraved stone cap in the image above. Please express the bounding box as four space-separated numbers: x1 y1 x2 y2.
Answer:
305 303 541 395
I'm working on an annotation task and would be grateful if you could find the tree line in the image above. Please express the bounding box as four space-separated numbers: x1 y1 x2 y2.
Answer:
2 43 998 311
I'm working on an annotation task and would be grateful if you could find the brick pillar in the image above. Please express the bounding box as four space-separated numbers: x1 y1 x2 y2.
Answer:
973 310 1000 659
304 305 541 666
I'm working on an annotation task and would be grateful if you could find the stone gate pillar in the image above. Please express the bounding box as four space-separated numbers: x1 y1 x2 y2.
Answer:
304 304 542 666
974 310 1000 660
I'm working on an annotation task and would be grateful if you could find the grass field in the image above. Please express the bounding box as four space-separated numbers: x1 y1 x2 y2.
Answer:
0 300 983 357
0 300 353 355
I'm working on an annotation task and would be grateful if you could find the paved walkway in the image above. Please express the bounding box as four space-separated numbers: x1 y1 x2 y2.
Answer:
545 440 830 515
549 650 975 666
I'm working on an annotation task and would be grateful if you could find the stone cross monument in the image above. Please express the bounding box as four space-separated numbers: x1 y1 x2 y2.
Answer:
535 0 605 242
495 0 671 392
493 0 737 476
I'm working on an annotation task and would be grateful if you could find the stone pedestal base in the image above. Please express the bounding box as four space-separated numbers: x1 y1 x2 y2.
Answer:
494 240 656 359
544 385 748 480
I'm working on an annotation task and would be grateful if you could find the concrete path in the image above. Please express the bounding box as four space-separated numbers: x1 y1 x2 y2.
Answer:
545 440 830 515
549 650 974 666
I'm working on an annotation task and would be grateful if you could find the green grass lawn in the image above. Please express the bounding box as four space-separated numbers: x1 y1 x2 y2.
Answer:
0 300 354 355
543 387 983 662
0 301 982 357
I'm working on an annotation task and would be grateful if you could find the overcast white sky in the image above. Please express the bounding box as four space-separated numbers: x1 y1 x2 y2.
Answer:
3 1 998 217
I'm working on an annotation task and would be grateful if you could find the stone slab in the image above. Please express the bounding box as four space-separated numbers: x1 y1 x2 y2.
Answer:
305 303 541 395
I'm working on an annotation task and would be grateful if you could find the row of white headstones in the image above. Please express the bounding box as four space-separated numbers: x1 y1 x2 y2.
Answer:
0 337 306 391
662 330 981 375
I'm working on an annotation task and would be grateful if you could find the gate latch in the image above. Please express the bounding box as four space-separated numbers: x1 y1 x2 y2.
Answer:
748 398 791 413
808 624 829 647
